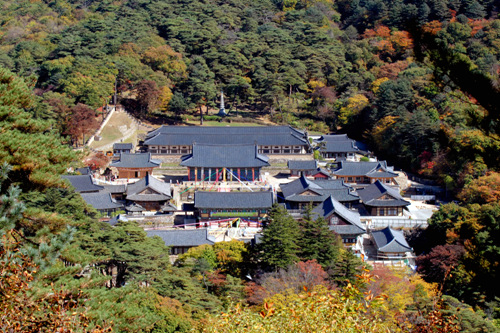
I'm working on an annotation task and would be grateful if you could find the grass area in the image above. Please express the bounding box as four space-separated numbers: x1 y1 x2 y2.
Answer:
90 111 136 149
91 126 122 149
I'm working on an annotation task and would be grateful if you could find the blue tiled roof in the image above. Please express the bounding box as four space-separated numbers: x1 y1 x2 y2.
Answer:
280 175 358 202
357 181 410 207
62 175 104 193
80 193 123 210
287 160 318 170
113 143 133 150
194 191 273 209
180 143 269 168
147 229 215 247
126 175 171 201
372 227 411 253
332 161 397 178
110 153 161 168
311 196 365 232
144 126 308 146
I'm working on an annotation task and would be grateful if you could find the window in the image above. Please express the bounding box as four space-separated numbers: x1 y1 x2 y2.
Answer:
171 150 178 154
150 149 158 154
160 150 168 154
181 150 188 154
273 150 280 154
283 149 291 154
263 150 270 154
330 216 339 225
293 149 301 154
355 177 361 181
347 177 353 182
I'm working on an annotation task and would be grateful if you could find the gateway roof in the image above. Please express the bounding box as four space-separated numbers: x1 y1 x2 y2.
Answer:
194 191 274 209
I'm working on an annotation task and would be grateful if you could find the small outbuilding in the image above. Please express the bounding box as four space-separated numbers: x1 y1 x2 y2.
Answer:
110 153 161 179
371 227 412 259
146 229 216 255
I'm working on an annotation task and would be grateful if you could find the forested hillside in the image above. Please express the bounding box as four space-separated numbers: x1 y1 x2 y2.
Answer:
1 0 500 331
1 0 499 179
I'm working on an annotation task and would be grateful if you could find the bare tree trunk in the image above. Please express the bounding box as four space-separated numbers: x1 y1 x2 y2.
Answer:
114 76 118 106
199 105 203 125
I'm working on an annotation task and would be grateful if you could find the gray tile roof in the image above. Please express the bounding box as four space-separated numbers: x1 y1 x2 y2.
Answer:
102 184 127 194
311 168 331 178
357 181 410 207
311 196 364 233
332 161 397 178
146 229 215 247
125 203 145 212
113 143 133 150
281 175 358 203
316 135 359 153
110 153 161 168
287 160 318 170
62 175 104 193
371 227 412 253
147 125 305 138
80 193 124 210
329 225 366 235
180 143 270 168
194 191 274 209
144 126 308 146
126 175 171 202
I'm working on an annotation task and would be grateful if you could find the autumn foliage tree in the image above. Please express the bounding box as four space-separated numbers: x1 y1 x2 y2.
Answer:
67 103 98 146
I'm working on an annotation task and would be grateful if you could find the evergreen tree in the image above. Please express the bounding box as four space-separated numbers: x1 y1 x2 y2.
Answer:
258 204 300 270
298 206 341 268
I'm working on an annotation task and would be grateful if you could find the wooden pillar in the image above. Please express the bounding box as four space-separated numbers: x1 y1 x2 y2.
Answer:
194 168 198 184
252 168 255 182
187 167 191 181
223 168 226 182
201 167 205 186
216 168 219 182
238 168 241 179
208 168 212 182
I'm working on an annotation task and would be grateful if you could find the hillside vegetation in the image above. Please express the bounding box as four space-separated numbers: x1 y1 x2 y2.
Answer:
1 0 500 331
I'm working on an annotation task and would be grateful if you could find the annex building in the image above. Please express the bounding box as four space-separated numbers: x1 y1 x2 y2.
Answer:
144 126 310 156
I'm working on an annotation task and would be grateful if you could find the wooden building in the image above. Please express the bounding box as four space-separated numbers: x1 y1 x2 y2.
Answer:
357 180 410 216
125 174 172 211
371 227 412 259
146 229 215 255
280 174 359 210
144 126 310 156
194 191 274 227
311 195 365 247
110 153 161 179
332 161 399 185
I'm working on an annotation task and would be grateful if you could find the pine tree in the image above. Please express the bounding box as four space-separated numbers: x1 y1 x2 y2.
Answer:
298 206 341 268
258 204 300 270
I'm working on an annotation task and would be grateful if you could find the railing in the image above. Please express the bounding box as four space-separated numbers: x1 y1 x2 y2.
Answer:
363 217 428 229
